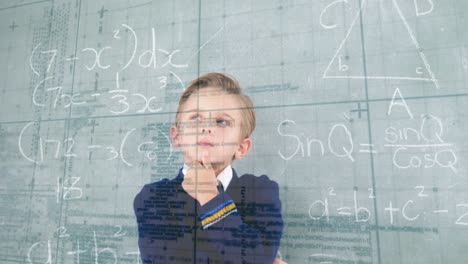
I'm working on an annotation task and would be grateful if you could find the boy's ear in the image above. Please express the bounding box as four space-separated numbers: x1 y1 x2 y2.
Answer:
170 125 179 148
234 137 252 160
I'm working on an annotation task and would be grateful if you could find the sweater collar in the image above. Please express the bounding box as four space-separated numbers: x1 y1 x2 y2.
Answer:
176 164 238 192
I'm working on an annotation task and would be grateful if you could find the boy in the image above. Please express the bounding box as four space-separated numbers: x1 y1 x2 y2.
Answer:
134 73 284 263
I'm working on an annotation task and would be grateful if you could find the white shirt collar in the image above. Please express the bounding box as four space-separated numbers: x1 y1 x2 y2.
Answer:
182 163 232 191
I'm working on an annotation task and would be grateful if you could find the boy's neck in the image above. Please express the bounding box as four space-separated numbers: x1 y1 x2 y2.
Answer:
214 164 228 177
182 162 232 177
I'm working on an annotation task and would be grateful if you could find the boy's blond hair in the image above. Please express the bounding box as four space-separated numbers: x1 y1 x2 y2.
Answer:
176 72 256 140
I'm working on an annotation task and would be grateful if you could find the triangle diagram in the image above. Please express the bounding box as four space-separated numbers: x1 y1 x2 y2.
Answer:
322 0 439 89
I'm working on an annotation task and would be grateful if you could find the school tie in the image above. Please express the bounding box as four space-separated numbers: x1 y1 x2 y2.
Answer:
217 180 224 193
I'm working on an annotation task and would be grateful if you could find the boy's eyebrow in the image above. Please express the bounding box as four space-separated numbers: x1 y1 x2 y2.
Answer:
182 108 198 114
218 112 234 119
183 108 234 119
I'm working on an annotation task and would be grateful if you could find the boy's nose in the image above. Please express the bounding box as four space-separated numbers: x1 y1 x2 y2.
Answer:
201 128 211 134
199 117 213 134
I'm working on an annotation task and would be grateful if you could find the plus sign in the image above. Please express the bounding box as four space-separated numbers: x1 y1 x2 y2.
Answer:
350 102 368 119
384 201 400 225
98 6 108 18
9 21 18 31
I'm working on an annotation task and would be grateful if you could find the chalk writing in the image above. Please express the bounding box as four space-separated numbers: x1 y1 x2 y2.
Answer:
18 124 172 166
308 186 468 227
26 229 139 264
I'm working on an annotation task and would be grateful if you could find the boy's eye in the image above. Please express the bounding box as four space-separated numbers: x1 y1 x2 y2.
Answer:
216 119 231 127
190 114 201 121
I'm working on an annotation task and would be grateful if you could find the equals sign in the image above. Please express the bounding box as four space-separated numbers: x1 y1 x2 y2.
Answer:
359 143 377 153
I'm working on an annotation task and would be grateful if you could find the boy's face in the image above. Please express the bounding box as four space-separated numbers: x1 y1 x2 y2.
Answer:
170 87 252 175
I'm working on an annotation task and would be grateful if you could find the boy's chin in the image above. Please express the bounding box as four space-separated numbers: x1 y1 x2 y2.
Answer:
183 155 231 168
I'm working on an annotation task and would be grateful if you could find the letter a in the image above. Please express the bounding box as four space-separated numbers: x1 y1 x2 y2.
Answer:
387 88 414 119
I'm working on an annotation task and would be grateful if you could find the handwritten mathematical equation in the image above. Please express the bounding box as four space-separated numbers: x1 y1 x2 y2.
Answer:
18 124 172 165
277 117 457 172
30 23 187 115
277 88 458 173
308 186 468 227
31 73 181 115
27 228 139 264
30 24 187 76
17 124 172 203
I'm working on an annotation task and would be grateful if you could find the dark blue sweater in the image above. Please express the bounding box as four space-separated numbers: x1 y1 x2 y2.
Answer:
133 167 284 264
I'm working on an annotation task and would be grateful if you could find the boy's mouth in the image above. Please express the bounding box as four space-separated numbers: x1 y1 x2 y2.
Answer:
197 139 213 147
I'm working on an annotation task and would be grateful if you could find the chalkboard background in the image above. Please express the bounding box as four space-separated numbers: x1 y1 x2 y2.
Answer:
1 0 467 263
